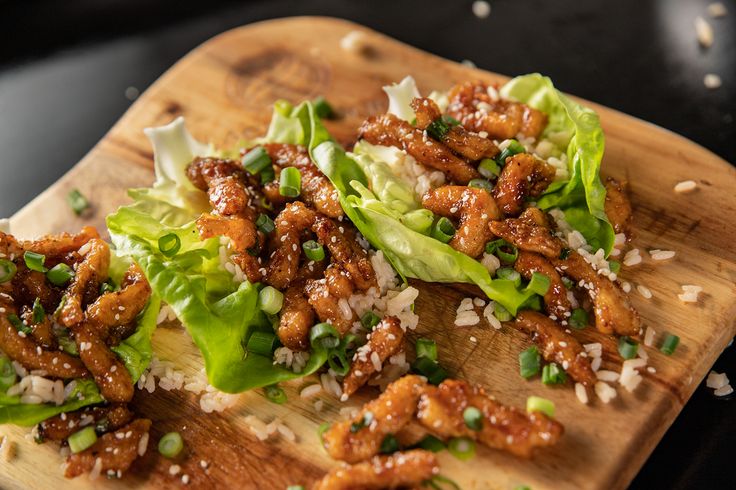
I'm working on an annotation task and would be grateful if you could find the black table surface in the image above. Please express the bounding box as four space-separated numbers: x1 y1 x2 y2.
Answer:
2 1 734 488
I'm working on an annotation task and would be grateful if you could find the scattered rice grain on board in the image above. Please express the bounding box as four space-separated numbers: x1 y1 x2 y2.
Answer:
595 382 617 403
704 73 722 89
637 284 653 299
644 326 656 347
472 1 491 18
674 180 697 193
623 249 642 266
649 249 676 261
707 2 728 17
695 16 714 47
575 383 588 404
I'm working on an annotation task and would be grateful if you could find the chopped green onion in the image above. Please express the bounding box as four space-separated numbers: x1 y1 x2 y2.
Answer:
99 281 115 295
526 396 555 417
569 308 589 330
660 333 680 355
7 314 31 335
350 411 374 433
302 240 325 261
23 251 47 272
326 333 356 377
158 233 181 257
312 96 336 119
526 272 551 296
486 239 518 263
561 276 574 289
158 431 184 458
415 338 438 362
260 165 276 184
496 267 521 287
617 336 639 360
255 214 275 234
542 363 567 385
0 355 16 391
258 286 284 315
309 322 341 350
242 146 272 174
416 434 445 452
279 167 302 197
431 217 455 244
514 486 531 490
426 118 450 141
608 260 621 274
287 487 305 490
264 384 287 404
379 434 400 454
32 298 45 324
425 475 462 490
519 346 541 379
66 189 89 216
468 179 493 193
411 356 449 385
442 115 460 126
0 259 17 283
68 426 97 453
360 311 381 331
247 331 277 356
559 248 571 260
521 294 543 311
494 302 512 322
463 406 483 431
317 422 330 443
46 263 74 286
447 437 476 461
495 139 525 165
478 158 501 178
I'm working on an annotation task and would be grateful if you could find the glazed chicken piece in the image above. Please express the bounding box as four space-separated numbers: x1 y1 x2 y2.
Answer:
513 310 596 387
446 81 548 140
19 304 56 349
314 450 439 490
59 238 110 328
11 268 62 313
74 320 134 403
261 143 344 219
64 419 151 478
322 375 427 463
19 227 100 260
187 157 259 219
265 202 318 290
492 153 555 216
417 379 563 458
38 404 134 442
422 185 501 258
343 316 405 397
277 280 315 351
196 213 258 255
411 97 499 161
305 266 356 335
604 177 633 237
359 113 481 184
489 208 563 258
514 251 571 319
550 251 641 337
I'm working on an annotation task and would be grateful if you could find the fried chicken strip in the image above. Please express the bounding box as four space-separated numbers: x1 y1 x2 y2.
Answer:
60 238 110 328
359 113 480 184
343 316 405 397
38 404 133 442
323 375 426 463
513 310 596 387
417 379 563 458
604 177 632 236
19 227 99 259
187 157 259 218
277 281 314 351
489 208 563 258
314 450 439 490
492 153 555 216
305 267 356 335
74 321 134 402
86 263 151 333
422 185 500 258
64 419 151 478
312 216 376 291
411 97 499 161
514 251 571 319
266 202 318 289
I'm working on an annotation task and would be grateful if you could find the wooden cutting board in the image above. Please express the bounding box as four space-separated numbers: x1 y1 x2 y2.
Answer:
2 17 735 490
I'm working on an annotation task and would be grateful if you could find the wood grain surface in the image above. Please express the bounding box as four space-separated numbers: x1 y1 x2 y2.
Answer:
1 17 735 490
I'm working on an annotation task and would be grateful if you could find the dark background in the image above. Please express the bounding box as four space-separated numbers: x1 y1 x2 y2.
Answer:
1 0 734 487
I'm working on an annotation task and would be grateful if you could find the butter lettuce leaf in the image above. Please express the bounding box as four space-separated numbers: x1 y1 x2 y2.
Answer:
0 379 104 427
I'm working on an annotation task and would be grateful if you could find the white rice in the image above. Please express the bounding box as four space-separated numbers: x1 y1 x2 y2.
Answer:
707 2 728 18
320 372 343 398
714 384 733 397
644 327 656 347
483 302 502 330
636 284 653 299
591 357 602 372
6 375 66 406
137 432 149 456
706 371 729 389
273 347 309 374
481 252 501 275
89 457 103 481
674 180 697 193
649 249 676 261
169 464 181 476
595 382 617 403
619 358 647 393
678 284 703 303
575 383 588 405
623 249 642 266
595 370 620 382
299 384 322 399
695 16 714 47
340 30 368 54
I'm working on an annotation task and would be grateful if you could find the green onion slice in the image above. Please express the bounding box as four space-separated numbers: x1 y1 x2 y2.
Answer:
520 294 543 312
519 346 540 379
242 146 272 174
495 139 525 165
525 272 551 296
264 384 287 404
286 486 305 490
99 281 115 295
496 267 521 287
425 475 462 490
468 179 494 192
31 298 45 324
617 336 639 360
494 302 512 322
426 118 450 141
309 322 341 350
158 431 184 458
360 311 381 331
442 115 460 126
158 233 181 257
255 213 275 234
526 396 555 417
379 434 400 454
279 167 302 197
247 331 277 356
23 251 47 273
542 362 567 385
7 314 31 335
260 165 276 185
68 426 97 453
66 189 89 216
411 356 449 385
0 354 17 391
0 259 17 283
569 308 589 330
485 239 518 263
258 286 284 315
559 247 571 260
415 434 445 452
608 260 621 274
463 406 483 431
312 96 336 119
415 338 438 362
431 217 455 244
302 240 325 262
478 158 501 178
447 437 476 461
326 333 355 377
660 333 680 356
350 411 374 433
46 263 75 286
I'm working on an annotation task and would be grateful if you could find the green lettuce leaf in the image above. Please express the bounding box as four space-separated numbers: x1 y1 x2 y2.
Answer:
107 118 327 393
500 74 614 253
0 380 104 427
